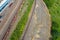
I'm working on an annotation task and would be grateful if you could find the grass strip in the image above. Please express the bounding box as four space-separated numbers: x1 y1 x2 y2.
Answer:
10 0 34 40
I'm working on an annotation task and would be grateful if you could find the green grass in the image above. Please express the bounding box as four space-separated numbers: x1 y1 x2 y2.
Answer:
10 0 34 40
44 0 60 40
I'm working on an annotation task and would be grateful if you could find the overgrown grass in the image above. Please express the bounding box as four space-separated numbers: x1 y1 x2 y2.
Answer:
10 0 34 40
44 0 60 40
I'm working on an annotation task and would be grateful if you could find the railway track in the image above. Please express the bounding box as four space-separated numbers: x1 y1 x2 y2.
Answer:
21 1 36 40
2 0 24 40
2 12 17 40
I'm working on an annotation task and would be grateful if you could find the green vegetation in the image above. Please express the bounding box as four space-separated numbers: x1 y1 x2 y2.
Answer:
10 0 34 40
44 0 60 40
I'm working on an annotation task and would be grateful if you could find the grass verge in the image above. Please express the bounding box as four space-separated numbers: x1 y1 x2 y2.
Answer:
44 0 60 40
10 0 34 40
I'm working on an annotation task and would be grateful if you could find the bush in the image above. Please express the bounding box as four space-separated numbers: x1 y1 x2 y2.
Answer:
44 0 60 40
